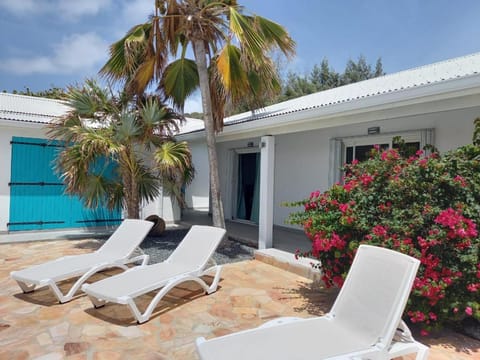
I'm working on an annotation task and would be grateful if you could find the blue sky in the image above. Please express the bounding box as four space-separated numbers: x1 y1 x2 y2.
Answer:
1 0 480 112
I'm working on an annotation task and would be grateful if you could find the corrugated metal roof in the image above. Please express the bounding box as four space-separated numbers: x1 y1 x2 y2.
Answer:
0 93 71 124
180 52 480 133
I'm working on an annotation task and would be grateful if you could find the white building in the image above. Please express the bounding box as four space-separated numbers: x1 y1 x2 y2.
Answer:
2 52 480 243
179 52 480 248
0 93 179 235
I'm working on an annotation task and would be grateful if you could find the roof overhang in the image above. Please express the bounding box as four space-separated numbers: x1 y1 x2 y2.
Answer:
0 118 46 129
178 73 480 143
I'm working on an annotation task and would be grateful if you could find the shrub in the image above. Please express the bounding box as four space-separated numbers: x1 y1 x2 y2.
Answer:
287 138 480 333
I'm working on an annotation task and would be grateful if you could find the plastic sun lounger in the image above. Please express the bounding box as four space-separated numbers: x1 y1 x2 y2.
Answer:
196 245 429 360
11 219 154 304
82 225 227 324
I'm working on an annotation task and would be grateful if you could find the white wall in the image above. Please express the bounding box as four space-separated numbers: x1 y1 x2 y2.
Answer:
0 125 49 232
273 106 479 226
140 193 180 223
184 140 210 210
180 105 480 229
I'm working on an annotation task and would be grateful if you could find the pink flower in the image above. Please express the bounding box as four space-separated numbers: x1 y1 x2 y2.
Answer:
360 173 374 186
419 158 428 167
343 180 357 192
453 307 459 314
339 203 349 214
465 307 473 316
372 225 388 237
467 283 479 292
453 175 467 187
420 329 429 336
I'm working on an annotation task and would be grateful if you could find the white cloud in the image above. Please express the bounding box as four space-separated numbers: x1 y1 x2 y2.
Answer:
0 32 108 75
121 0 154 25
0 0 111 19
0 0 37 15
59 0 112 19
184 92 203 113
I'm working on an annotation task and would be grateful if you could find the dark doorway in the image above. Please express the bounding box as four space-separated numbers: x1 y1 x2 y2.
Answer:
235 152 260 223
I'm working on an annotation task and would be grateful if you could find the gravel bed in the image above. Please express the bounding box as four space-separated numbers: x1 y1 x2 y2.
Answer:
140 228 255 265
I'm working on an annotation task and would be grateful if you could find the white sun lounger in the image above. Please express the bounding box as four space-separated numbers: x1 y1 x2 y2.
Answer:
11 219 153 303
82 225 227 324
196 245 429 360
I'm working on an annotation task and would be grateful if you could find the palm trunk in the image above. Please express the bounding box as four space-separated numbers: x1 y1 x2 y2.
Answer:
192 39 226 229
124 173 140 219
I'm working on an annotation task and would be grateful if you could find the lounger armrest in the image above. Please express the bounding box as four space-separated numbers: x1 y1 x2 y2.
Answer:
125 254 150 266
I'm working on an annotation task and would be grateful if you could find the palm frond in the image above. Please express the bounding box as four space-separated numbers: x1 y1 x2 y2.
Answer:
116 111 142 142
228 8 264 64
154 140 194 180
216 43 249 101
129 54 157 95
161 58 199 109
255 16 296 57
99 23 153 82
208 61 227 132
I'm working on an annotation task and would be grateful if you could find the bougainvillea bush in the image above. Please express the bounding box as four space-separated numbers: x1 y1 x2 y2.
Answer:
287 138 480 333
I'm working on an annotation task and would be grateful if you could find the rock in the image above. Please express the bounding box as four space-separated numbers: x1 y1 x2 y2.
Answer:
145 215 166 236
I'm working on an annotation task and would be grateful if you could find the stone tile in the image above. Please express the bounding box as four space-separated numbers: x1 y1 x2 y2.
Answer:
63 342 90 356
82 325 107 337
36 332 53 346
114 326 144 338
48 321 69 343
32 352 63 360
0 239 478 360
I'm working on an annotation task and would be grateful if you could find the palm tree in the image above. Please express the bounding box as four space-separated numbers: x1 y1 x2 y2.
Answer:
100 0 295 228
47 79 194 219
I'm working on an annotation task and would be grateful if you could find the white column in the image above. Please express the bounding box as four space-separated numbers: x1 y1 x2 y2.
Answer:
259 135 275 249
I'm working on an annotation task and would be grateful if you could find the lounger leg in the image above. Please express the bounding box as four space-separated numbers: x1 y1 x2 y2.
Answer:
204 265 222 295
16 280 36 294
88 295 107 309
414 342 429 360
122 270 223 324
60 263 130 303
388 321 430 360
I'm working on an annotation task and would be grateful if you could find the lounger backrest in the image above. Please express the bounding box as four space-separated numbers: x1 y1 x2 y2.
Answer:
330 245 419 348
167 225 226 270
97 219 154 259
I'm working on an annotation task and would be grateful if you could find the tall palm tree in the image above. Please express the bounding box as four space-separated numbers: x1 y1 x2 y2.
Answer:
100 0 295 228
47 79 194 219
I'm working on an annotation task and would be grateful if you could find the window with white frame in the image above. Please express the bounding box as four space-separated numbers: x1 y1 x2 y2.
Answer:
329 129 434 185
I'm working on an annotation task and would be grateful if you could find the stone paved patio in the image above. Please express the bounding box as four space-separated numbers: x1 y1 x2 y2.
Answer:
0 239 479 359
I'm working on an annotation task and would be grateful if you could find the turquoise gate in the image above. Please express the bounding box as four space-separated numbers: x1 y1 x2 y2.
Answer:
8 136 122 231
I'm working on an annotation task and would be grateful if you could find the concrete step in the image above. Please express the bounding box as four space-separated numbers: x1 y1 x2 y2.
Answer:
254 248 322 282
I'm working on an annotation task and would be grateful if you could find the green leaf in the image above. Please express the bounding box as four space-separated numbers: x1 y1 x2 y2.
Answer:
162 58 199 109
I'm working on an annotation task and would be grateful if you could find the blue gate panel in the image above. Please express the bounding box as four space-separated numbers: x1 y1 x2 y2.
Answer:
9 136 122 231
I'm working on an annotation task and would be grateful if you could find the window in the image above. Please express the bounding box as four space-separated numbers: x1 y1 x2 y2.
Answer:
329 129 433 185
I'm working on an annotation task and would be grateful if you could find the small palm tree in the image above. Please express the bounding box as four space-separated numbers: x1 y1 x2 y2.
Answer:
47 79 194 219
100 0 295 228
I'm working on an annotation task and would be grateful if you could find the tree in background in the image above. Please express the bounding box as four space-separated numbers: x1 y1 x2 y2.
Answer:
100 0 295 228
342 55 384 84
278 55 384 102
47 79 194 219
3 87 68 100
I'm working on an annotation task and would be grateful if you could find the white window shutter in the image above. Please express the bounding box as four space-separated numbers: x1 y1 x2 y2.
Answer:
329 138 344 186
